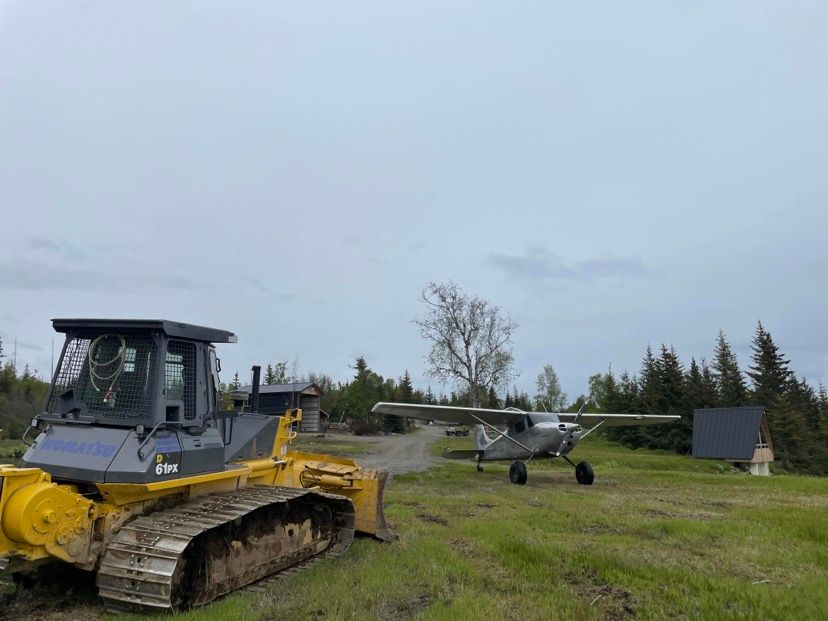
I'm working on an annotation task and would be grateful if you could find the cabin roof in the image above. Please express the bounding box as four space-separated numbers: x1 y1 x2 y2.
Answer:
692 406 766 460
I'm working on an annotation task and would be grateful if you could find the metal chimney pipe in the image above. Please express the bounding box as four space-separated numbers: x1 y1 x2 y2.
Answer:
250 365 261 412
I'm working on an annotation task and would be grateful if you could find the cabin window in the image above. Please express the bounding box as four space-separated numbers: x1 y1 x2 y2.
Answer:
514 420 526 434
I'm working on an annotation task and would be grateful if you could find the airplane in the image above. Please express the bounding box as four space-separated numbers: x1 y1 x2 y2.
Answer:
371 401 679 485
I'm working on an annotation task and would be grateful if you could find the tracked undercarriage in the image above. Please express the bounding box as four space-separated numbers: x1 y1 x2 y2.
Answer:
97 487 355 612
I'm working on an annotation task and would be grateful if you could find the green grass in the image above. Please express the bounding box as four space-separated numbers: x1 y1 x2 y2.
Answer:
110 435 827 620
290 433 381 458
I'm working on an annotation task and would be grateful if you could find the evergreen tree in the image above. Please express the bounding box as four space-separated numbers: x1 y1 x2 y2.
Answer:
699 359 719 407
632 346 662 447
486 385 501 409
397 371 414 403
230 372 241 390
712 330 747 405
656 345 687 452
264 364 277 385
747 321 792 407
685 358 718 410
424 386 436 405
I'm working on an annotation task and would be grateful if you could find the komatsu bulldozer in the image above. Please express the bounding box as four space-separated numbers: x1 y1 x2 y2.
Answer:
0 319 392 612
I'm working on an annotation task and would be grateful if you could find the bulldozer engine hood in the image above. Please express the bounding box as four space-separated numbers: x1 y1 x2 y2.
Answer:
21 424 225 484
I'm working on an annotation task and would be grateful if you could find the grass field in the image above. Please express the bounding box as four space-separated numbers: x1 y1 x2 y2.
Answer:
290 434 380 458
106 433 827 621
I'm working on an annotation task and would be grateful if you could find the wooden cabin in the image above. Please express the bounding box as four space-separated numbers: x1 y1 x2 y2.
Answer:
692 407 774 475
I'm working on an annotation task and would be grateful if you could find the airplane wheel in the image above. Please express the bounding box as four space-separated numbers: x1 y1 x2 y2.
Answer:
509 461 528 485
575 461 594 485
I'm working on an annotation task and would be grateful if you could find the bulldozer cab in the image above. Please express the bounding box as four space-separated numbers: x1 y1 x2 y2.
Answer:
43 319 234 430
22 319 240 484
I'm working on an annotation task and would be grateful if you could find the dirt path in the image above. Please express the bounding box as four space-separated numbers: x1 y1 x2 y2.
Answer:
345 424 444 475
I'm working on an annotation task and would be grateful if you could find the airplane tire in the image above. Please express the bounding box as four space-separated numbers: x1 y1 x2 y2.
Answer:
509 461 528 485
575 461 594 485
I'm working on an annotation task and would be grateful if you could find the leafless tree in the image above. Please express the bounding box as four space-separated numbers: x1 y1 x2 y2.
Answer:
415 282 517 407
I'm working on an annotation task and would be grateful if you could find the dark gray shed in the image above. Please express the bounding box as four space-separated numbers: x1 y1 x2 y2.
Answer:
692 407 774 475
232 382 328 433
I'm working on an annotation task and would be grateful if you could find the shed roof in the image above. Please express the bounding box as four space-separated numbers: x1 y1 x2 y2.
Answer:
692 407 766 460
238 382 320 395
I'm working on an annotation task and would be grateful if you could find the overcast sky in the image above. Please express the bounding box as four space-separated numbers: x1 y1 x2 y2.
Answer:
1 1 826 400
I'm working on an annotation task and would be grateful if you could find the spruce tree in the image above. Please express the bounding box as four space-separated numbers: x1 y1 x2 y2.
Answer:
486 385 501 409
231 372 241 390
424 386 436 405
264 364 276 385
653 345 686 451
397 371 414 403
699 359 719 407
712 330 747 405
747 321 792 407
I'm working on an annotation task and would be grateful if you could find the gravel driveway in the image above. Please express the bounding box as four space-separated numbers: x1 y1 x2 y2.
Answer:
347 424 445 475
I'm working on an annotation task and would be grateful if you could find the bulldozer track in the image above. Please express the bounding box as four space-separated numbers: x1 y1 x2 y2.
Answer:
96 485 354 613
243 536 349 593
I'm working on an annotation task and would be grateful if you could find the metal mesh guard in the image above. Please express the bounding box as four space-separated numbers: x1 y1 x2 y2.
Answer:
48 334 157 422
165 340 196 421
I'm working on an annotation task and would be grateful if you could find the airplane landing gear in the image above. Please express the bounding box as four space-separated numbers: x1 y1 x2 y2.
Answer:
509 461 528 485
563 456 595 485
575 461 594 485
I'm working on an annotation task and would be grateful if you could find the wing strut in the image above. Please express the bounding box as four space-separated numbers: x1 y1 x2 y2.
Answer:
469 414 535 455
578 418 606 441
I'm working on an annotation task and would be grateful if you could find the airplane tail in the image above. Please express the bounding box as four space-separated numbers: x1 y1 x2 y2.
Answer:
474 424 493 450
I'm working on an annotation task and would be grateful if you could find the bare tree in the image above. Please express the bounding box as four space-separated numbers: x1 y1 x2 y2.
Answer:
415 282 517 407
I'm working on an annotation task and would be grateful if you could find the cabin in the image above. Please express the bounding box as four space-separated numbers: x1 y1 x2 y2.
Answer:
692 407 774 475
231 382 328 433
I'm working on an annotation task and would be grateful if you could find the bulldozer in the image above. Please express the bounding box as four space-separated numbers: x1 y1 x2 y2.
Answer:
0 319 392 612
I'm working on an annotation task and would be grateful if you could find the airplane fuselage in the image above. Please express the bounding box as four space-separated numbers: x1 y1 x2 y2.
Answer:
476 412 584 461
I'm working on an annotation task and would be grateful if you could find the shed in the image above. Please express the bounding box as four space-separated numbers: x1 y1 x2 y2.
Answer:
232 382 328 433
692 407 774 475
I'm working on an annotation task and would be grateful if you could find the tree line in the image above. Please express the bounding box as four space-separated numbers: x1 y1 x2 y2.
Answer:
586 323 828 475
0 337 50 439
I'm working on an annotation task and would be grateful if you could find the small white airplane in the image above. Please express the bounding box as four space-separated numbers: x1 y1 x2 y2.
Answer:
372 402 679 485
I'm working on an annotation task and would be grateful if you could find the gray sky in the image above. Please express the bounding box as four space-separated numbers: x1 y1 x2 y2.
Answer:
1 1 826 399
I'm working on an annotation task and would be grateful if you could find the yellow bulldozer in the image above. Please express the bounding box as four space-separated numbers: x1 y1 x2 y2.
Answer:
0 319 392 612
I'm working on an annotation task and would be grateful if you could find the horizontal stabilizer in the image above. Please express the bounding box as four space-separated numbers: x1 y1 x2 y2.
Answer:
441 448 481 460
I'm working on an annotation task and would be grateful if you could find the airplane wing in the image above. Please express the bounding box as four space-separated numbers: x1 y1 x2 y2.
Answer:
554 413 680 427
371 402 526 426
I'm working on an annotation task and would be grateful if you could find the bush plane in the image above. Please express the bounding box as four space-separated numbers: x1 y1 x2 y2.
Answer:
372 402 679 485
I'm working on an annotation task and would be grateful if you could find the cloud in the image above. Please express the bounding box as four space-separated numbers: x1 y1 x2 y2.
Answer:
0 258 196 292
26 236 92 262
486 247 649 281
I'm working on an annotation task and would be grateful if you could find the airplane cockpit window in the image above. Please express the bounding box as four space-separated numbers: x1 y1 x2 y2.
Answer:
526 415 535 427
514 420 526 434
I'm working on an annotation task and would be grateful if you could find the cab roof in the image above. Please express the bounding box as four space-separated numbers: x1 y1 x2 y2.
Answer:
51 319 237 343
